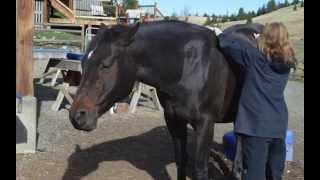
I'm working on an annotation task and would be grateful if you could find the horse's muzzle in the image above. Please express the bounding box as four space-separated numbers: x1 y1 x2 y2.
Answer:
69 108 97 132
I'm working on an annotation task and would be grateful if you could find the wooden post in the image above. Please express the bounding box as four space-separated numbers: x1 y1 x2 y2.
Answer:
43 0 48 23
81 24 85 52
115 0 118 18
16 0 34 96
154 2 157 17
69 0 73 9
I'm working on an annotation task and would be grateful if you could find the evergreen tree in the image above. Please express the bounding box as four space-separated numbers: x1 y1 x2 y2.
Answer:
211 14 217 24
276 1 283 9
230 14 237 21
261 5 267 14
203 13 209 17
237 7 246 20
301 1 304 7
171 12 179 20
267 0 277 12
257 8 262 16
284 0 289 6
249 11 256 17
292 0 300 5
122 0 139 10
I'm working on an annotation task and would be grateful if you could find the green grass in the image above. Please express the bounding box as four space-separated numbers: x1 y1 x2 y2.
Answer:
34 31 79 40
33 30 81 47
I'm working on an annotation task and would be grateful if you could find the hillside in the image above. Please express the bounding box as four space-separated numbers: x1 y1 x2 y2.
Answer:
218 5 304 81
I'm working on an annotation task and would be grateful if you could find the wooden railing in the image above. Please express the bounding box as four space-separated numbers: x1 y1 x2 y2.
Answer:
138 2 164 18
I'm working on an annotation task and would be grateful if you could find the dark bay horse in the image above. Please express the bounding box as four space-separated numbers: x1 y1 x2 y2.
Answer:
69 20 263 180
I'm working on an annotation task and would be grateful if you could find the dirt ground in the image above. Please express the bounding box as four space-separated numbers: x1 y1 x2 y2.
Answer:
16 74 304 180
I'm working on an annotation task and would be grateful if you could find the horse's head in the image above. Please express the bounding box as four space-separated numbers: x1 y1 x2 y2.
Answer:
69 23 140 131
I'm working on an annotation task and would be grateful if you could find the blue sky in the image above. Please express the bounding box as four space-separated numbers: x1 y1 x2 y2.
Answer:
139 0 292 16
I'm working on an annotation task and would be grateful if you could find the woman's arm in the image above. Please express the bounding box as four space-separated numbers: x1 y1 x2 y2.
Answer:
218 33 260 67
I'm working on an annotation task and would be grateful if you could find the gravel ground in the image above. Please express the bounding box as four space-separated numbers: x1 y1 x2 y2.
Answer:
16 60 304 180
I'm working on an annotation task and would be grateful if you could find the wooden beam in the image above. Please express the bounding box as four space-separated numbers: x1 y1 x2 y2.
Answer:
50 0 75 22
16 0 34 96
49 17 73 24
43 0 48 23
154 2 157 17
49 17 117 26
115 1 119 19
75 15 116 20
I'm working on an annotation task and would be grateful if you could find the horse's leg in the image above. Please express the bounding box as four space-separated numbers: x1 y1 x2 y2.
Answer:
165 116 188 180
157 91 188 180
193 116 214 180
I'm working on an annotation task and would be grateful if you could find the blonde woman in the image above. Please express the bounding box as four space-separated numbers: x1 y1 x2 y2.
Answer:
218 22 297 180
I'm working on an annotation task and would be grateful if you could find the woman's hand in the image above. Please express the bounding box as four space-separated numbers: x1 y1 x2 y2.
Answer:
253 33 260 39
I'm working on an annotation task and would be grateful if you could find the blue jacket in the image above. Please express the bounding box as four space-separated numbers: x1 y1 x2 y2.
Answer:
218 32 292 139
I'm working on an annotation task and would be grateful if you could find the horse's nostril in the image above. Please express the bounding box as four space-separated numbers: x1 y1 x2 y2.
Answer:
76 109 87 119
79 110 86 116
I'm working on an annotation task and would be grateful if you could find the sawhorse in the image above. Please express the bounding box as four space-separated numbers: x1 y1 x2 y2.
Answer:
129 82 163 113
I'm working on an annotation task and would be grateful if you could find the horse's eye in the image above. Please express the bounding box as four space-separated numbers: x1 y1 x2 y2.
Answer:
100 62 112 70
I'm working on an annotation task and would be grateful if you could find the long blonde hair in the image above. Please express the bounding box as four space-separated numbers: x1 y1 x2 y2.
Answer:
258 22 297 65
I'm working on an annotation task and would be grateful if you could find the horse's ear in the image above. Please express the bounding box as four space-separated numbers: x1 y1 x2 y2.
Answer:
117 22 140 46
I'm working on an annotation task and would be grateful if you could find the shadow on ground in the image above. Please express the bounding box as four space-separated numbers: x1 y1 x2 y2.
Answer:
63 126 232 180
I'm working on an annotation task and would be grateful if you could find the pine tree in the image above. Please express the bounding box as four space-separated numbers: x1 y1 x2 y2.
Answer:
261 5 267 14
171 12 179 20
284 0 289 6
122 0 139 10
267 0 277 12
211 14 217 24
250 11 256 17
230 14 237 21
237 7 246 20
292 0 300 5
257 8 262 16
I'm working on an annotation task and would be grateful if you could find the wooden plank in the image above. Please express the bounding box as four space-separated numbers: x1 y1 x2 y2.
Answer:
76 18 117 26
76 15 116 20
156 8 164 18
154 2 157 17
49 17 73 24
138 5 155 8
50 0 75 22
33 39 82 44
49 17 117 26
35 28 82 33
16 0 34 96
51 82 69 111
47 58 82 72
69 0 73 11
44 22 82 27
115 0 119 18
129 82 142 113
